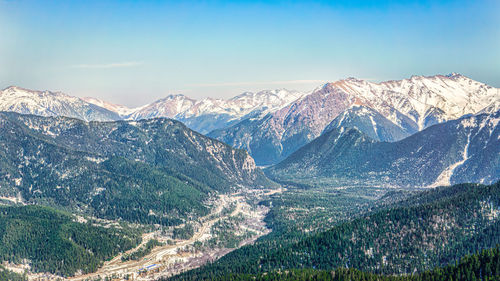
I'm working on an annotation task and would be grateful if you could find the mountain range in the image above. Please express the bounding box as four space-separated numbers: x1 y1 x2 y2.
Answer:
0 86 122 121
124 89 306 134
1 73 499 172
4 74 498 165
0 86 304 133
210 73 500 165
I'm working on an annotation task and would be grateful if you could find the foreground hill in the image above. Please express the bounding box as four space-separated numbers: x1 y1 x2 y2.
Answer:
170 181 500 279
267 110 500 187
195 247 500 281
0 205 140 276
0 112 273 224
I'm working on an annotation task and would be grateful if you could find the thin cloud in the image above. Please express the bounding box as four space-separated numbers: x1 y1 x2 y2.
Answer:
195 79 326 87
71 61 143 69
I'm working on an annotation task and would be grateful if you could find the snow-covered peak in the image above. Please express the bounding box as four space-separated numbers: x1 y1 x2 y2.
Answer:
127 94 196 120
0 86 121 121
82 97 134 117
0 85 308 133
129 88 306 121
445 72 465 79
2 86 68 99
320 74 499 131
229 89 306 111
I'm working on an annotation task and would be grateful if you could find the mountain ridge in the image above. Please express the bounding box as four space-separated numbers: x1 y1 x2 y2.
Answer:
211 73 499 164
0 111 273 225
266 109 500 187
0 86 307 134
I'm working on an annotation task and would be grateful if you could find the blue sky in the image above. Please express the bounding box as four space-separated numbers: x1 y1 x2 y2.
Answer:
0 0 499 106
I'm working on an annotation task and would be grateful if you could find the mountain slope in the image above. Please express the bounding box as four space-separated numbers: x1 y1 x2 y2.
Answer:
0 112 273 224
81 96 136 116
332 73 499 130
209 85 354 165
0 205 140 276
210 74 499 165
322 105 415 142
176 247 500 281
0 86 121 121
259 182 500 274
266 110 500 187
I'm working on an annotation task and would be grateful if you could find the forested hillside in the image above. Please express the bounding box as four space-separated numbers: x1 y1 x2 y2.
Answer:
0 266 26 281
0 112 274 225
267 110 500 187
169 181 500 279
0 205 140 276
190 247 500 281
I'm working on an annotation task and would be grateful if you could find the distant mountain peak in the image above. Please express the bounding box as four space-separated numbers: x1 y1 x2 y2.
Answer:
0 86 121 121
344 77 365 83
446 72 464 78
82 97 134 117
2 85 24 91
160 93 191 100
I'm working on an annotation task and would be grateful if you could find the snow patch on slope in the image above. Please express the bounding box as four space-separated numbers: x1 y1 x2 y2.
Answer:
430 133 471 188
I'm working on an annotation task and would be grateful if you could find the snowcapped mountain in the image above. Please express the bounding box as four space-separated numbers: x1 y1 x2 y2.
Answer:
0 86 121 121
227 89 307 115
209 84 355 165
266 109 500 187
126 94 197 120
81 97 136 117
127 89 306 133
211 74 500 165
330 73 499 130
0 86 305 134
